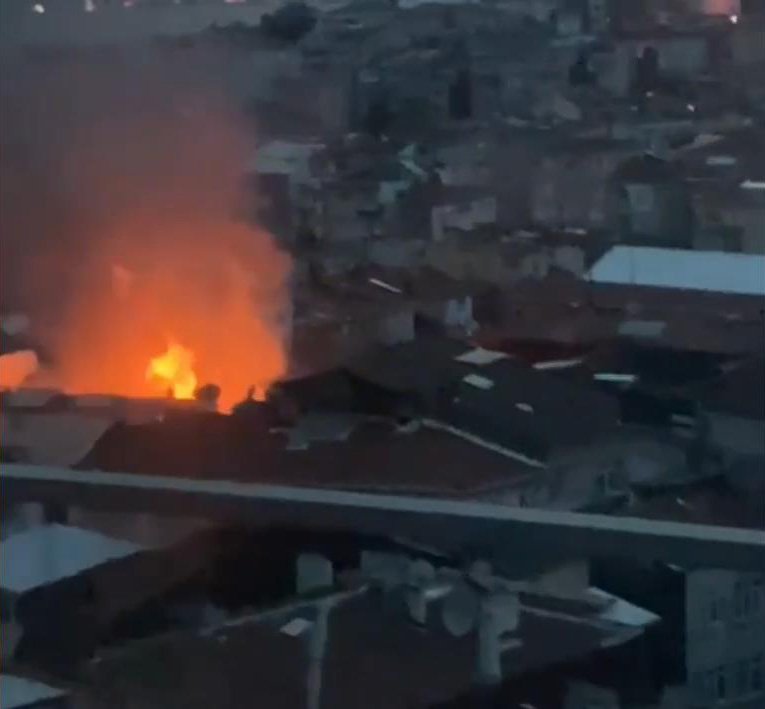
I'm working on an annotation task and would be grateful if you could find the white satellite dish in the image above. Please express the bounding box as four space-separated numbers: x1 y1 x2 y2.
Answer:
486 591 520 635
407 559 436 588
468 560 494 589
442 583 480 637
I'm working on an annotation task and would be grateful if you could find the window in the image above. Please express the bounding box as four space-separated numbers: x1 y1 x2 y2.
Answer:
710 597 727 623
735 661 748 696
734 581 745 618
752 655 763 693
716 667 727 701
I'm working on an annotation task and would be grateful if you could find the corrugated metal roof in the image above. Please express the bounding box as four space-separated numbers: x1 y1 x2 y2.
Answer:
588 246 765 296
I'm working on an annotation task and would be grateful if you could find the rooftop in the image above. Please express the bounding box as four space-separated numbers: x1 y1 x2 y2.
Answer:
85 583 654 709
76 410 539 498
0 524 141 594
346 337 621 461
588 246 765 297
0 674 67 709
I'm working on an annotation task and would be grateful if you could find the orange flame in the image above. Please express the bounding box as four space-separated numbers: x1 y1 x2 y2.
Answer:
146 341 197 400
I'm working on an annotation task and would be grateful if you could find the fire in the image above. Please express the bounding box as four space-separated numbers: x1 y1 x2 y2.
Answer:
146 342 197 400
3 71 293 412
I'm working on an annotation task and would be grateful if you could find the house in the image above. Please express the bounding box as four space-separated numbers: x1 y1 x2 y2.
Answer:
244 138 325 244
345 335 621 466
1 523 215 674
291 285 416 373
530 138 635 231
609 154 695 246
77 547 660 709
426 231 601 287
332 265 479 335
593 482 765 709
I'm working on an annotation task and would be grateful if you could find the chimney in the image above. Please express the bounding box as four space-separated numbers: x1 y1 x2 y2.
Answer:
297 553 334 595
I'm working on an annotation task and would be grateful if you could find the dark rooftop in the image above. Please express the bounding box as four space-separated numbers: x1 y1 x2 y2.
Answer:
76 409 537 498
346 337 621 461
84 586 634 709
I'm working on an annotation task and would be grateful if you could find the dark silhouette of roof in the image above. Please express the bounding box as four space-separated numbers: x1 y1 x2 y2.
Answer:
77 409 537 498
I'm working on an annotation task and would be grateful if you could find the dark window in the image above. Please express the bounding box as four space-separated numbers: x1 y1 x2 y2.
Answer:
717 669 727 700
752 656 763 692
736 661 748 695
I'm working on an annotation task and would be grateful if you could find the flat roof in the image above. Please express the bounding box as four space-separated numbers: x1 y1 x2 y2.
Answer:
588 246 765 297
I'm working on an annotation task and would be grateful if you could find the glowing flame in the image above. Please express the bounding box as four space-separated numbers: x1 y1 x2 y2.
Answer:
146 342 197 400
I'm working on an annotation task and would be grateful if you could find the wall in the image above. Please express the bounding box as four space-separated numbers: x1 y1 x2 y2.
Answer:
708 413 765 458
731 23 765 65
720 206 765 254
685 569 765 708
532 153 623 229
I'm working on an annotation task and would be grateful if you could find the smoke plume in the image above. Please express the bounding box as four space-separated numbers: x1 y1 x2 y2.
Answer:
0 48 291 409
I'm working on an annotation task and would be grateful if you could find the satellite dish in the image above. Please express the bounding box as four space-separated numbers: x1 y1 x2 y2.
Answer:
487 592 520 635
442 583 479 637
468 560 494 589
407 559 436 588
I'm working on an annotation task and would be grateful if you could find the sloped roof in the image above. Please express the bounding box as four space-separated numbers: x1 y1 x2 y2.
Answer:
78 410 537 498
87 586 645 709
588 246 765 296
1 524 141 594
0 675 67 709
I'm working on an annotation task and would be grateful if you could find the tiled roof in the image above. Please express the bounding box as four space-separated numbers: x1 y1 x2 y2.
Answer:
86 588 633 709
77 410 537 498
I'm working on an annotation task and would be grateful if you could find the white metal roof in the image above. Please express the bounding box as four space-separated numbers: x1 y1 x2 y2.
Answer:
589 587 660 627
588 246 765 297
1 675 67 709
0 524 141 594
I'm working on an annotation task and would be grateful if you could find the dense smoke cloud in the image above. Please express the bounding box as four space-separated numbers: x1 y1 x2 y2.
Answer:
0 48 291 407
